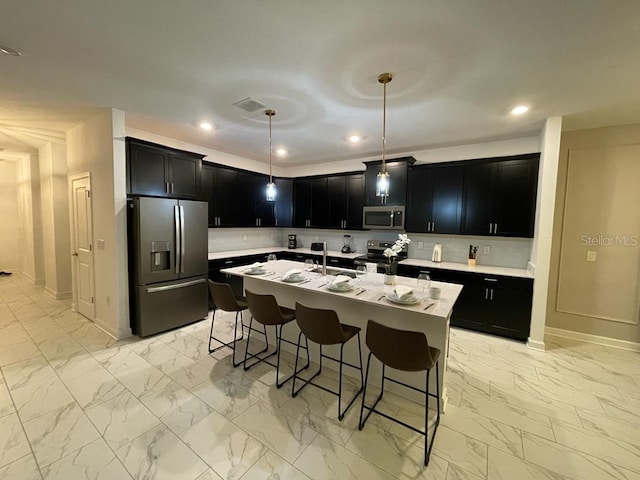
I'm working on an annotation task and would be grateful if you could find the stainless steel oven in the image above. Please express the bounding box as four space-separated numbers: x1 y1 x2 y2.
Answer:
362 206 405 230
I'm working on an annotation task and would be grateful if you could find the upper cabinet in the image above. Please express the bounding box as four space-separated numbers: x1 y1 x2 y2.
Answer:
274 177 293 227
364 157 415 206
461 154 539 237
127 138 202 199
406 164 463 234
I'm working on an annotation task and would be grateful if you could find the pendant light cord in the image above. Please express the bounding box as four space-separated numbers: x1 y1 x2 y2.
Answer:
382 79 387 174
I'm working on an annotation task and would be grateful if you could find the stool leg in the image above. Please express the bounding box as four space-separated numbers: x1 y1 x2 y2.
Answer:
291 331 304 397
359 351 374 430
231 311 243 367
242 316 254 370
425 368 430 466
208 308 217 353
337 343 344 420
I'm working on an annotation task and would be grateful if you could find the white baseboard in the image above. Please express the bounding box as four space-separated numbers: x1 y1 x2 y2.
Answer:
545 326 640 353
91 316 132 341
44 287 73 300
17 270 44 285
526 338 546 351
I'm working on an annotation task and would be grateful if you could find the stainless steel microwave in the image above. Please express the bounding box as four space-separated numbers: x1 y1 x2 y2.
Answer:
362 206 405 230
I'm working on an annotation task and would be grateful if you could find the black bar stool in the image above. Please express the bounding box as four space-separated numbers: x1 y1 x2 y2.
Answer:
208 280 251 367
244 290 310 387
358 320 441 466
292 302 363 421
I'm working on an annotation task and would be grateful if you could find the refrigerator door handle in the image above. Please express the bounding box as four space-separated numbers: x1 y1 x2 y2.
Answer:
179 205 185 273
146 277 206 293
174 205 181 274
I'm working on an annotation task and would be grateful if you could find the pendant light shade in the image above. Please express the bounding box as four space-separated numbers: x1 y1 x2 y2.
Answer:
376 72 393 202
265 109 276 202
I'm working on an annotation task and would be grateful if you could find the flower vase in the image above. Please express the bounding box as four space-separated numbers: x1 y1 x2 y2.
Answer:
384 274 397 285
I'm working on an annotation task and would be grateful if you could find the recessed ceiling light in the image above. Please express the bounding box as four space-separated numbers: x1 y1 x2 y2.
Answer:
276 148 287 157
511 105 529 115
199 122 213 131
349 135 361 143
0 46 22 56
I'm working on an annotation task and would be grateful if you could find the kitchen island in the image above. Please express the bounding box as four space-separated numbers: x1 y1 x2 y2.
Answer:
221 259 463 409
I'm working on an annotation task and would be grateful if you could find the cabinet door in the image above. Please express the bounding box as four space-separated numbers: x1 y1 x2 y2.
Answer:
212 167 237 226
293 178 312 227
129 144 168 196
327 176 347 229
346 173 364 229
254 173 275 227
201 164 216 227
406 167 433 233
235 171 257 227
365 161 409 206
489 286 532 341
168 154 201 199
311 177 329 228
450 283 489 332
431 166 463 234
274 177 293 227
493 159 538 237
461 162 496 235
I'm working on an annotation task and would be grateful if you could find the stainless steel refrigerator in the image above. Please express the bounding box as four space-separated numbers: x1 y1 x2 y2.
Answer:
128 197 208 337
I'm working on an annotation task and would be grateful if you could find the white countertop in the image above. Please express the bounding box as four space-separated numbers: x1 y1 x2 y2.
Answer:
221 259 463 320
398 258 534 279
208 247 362 261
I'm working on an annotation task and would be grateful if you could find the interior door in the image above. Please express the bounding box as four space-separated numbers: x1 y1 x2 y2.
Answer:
70 173 95 320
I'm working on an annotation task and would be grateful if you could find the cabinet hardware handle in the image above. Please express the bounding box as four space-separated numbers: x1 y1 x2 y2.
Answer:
494 223 498 234
166 182 170 193
224 260 233 264
420 270 430 274
432 221 435 232
490 289 494 300
485 288 489 300
484 278 498 282
488 223 492 234
171 183 174 193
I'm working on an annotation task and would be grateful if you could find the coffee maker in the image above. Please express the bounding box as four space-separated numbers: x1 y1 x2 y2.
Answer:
288 234 297 249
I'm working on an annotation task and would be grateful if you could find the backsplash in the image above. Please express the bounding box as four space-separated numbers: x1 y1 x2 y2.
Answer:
406 234 532 269
208 228 532 269
208 228 282 252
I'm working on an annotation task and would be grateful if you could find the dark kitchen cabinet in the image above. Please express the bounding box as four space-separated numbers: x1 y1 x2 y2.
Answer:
397 264 533 341
364 157 415 206
235 171 274 227
211 166 237 227
252 174 275 227
406 165 463 234
274 178 293 227
201 164 216 227
311 177 329 228
293 178 313 227
127 138 202 199
461 155 539 237
327 174 364 230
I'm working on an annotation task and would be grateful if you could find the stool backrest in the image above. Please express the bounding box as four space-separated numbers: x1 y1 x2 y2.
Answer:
295 302 347 345
245 290 285 326
208 280 243 312
366 320 435 372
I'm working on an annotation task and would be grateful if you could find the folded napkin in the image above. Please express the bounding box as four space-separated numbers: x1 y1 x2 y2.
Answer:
332 275 351 286
394 285 415 301
282 269 303 280
245 262 265 271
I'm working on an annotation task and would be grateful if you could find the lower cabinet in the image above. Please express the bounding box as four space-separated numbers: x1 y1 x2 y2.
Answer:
397 265 533 341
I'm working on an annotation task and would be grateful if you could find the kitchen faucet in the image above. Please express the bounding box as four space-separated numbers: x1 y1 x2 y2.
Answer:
322 242 327 276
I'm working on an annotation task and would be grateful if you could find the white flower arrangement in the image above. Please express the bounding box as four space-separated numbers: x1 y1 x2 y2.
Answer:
382 234 411 274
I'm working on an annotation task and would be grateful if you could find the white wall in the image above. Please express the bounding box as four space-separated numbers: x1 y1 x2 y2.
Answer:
528 117 563 351
16 153 44 284
39 142 72 298
67 109 130 338
0 160 19 272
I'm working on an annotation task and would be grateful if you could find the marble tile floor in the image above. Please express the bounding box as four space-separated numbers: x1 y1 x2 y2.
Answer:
1 274 640 479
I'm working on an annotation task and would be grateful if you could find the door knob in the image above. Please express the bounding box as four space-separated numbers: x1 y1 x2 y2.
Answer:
72 252 78 257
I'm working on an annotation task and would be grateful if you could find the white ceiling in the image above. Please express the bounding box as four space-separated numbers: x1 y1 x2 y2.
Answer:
1 0 640 165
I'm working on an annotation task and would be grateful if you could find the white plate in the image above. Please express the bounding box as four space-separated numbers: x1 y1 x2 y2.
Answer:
327 283 354 292
282 275 305 283
385 293 420 305
245 269 266 275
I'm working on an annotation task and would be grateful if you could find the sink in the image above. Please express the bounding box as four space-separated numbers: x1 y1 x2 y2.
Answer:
311 267 356 278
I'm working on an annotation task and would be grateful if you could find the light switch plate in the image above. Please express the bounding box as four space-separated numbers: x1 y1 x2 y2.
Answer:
483 246 491 255
587 251 597 262
417 241 424 249
97 239 105 250
242 235 247 241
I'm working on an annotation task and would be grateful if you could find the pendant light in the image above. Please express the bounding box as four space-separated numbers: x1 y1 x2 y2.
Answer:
376 72 392 203
265 109 276 202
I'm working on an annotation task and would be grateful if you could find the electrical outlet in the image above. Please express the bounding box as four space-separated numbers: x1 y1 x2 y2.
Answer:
242 235 247 241
587 251 597 262
417 241 424 250
483 246 491 255
314 236 318 241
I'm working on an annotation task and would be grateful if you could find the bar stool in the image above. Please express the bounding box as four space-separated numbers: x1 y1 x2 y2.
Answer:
292 302 363 421
208 280 252 367
244 290 309 387
358 320 441 466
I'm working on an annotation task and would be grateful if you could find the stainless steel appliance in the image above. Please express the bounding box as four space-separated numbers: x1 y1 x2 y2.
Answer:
288 234 297 249
432 243 443 263
311 242 324 251
362 206 405 230
341 235 352 254
128 197 208 337
355 239 408 273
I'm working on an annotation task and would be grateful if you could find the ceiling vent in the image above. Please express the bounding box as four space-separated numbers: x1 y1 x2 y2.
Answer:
232 97 266 113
